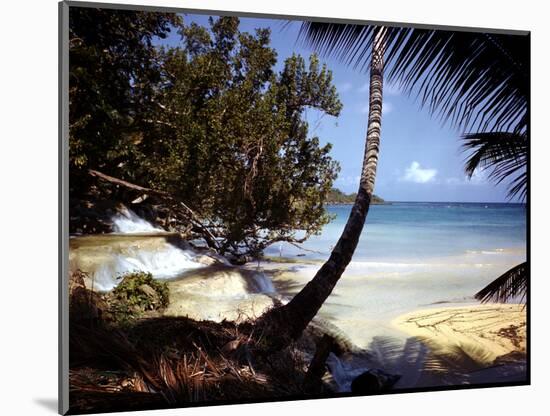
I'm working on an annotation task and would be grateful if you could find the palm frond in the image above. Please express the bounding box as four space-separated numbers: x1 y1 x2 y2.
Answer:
475 262 527 303
461 132 527 200
298 23 528 133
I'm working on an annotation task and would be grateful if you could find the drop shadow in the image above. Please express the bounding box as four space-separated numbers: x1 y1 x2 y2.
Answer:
33 398 58 413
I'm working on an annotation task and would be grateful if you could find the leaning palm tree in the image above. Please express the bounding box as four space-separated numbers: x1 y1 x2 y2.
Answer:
296 24 528 307
258 22 528 349
257 26 389 350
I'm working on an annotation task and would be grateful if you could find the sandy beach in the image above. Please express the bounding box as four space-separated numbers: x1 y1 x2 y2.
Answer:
390 304 527 387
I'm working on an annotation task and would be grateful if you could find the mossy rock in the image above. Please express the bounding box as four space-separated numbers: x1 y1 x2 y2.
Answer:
108 272 169 323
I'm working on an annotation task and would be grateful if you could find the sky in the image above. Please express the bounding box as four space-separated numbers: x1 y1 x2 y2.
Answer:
158 14 518 203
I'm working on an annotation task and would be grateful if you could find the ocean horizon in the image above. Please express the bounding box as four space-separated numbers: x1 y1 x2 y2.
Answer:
265 202 526 263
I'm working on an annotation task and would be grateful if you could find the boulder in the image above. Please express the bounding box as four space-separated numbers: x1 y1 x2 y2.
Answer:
69 270 110 323
138 284 161 307
351 369 401 394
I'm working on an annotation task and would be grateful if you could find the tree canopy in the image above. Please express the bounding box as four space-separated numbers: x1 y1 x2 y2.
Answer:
69 10 343 256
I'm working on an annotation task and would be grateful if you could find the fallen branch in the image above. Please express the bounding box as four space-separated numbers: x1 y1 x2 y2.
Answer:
88 169 220 250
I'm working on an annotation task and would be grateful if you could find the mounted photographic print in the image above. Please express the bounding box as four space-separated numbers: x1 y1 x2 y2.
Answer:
59 1 530 414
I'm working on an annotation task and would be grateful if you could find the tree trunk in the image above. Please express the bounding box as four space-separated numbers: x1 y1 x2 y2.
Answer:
256 27 387 351
302 335 335 394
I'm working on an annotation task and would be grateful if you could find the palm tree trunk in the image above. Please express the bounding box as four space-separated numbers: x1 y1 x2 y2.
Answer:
257 27 388 351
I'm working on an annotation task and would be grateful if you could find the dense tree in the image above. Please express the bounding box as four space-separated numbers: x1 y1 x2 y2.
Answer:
69 12 343 257
136 17 343 256
326 188 384 204
69 8 181 176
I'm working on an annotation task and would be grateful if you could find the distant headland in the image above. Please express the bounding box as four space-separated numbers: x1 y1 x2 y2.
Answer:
327 188 386 205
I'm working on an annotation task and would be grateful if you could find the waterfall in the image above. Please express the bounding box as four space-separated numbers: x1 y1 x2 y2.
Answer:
71 208 277 295
251 270 276 293
112 206 163 233
88 244 206 291
70 208 206 290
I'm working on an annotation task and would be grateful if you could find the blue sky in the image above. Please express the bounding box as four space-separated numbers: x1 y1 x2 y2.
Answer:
159 14 517 203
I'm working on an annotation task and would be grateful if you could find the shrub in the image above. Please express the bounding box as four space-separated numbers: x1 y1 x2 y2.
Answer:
109 272 169 322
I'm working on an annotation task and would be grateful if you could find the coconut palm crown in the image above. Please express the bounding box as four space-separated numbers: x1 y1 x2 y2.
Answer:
299 22 528 199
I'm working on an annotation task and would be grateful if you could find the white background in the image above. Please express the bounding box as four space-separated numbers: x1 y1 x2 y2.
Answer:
0 0 548 414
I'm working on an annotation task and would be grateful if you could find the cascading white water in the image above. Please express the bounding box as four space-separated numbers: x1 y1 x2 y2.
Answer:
250 270 276 294
89 245 206 291
111 206 164 233
71 207 277 295
70 208 205 290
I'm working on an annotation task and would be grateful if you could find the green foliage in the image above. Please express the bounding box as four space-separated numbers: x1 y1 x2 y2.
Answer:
327 188 384 204
109 272 169 323
69 8 182 176
462 132 527 201
70 12 343 256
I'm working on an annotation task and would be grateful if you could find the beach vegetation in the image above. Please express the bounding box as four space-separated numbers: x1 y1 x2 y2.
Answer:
69 11 343 259
475 262 527 303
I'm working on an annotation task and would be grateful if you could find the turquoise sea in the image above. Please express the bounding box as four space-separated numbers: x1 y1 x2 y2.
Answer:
265 202 527 262
263 202 527 339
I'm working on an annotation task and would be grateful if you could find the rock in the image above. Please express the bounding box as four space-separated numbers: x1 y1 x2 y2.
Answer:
195 254 219 266
351 369 401 394
69 270 109 323
138 284 160 305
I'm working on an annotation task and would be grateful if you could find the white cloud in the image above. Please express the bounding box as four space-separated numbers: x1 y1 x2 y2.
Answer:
339 82 352 93
402 161 437 183
444 168 488 186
